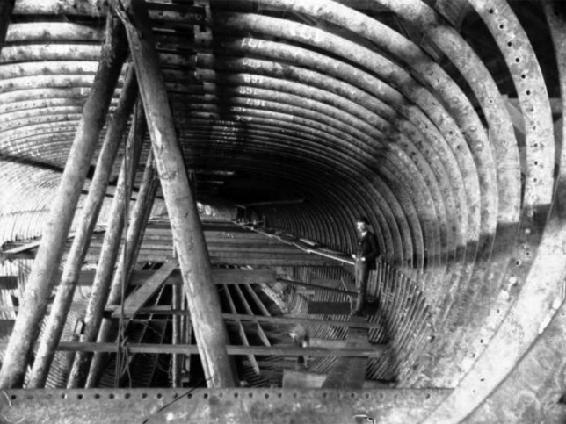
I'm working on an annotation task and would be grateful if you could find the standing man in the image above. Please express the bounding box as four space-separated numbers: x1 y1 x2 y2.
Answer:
351 217 380 316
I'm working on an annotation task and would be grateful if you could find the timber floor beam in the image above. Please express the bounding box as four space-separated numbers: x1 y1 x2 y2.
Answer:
0 341 386 357
0 307 382 330
106 309 382 330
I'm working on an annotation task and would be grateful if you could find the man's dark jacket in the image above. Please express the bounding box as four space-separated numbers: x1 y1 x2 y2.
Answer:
357 231 379 270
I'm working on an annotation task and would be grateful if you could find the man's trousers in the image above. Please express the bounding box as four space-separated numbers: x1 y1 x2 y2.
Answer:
354 260 370 312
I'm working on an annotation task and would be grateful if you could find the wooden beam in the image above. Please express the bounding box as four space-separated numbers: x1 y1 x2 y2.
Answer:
1 240 41 257
28 65 139 389
116 0 235 387
277 277 357 296
0 12 128 389
243 225 354 266
212 269 275 285
110 150 160 295
1 230 105 259
305 338 372 350
15 341 386 357
171 277 182 388
104 309 382 330
111 260 177 318
67 102 144 389
7 270 351 297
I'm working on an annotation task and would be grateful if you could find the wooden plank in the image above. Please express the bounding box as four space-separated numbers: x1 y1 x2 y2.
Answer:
104 308 382 329
306 338 371 349
69 252 340 267
278 277 357 296
181 296 192 383
212 269 275 285
16 341 386 357
243 225 355 266
3 303 382 330
111 260 177 318
208 252 331 260
171 278 182 388
64 269 274 287
209 258 337 267
310 277 342 288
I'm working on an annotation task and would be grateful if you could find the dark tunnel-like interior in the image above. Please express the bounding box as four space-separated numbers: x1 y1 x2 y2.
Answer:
0 1 565 423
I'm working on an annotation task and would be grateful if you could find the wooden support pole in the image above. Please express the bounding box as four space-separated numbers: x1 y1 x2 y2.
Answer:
28 66 138 389
115 0 236 387
182 296 192 382
111 150 159 291
0 13 127 389
67 103 144 388
85 151 159 388
171 277 182 388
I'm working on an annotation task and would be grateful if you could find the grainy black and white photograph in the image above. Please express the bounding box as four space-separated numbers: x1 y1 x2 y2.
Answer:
0 0 564 423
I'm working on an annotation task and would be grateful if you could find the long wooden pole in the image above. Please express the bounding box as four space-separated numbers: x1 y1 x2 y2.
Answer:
12 342 388 357
0 13 128 389
115 0 236 387
67 103 144 388
171 277 182 387
85 150 159 388
27 66 138 389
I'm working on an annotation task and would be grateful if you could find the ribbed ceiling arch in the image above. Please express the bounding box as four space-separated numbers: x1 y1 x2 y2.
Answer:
0 1 565 423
